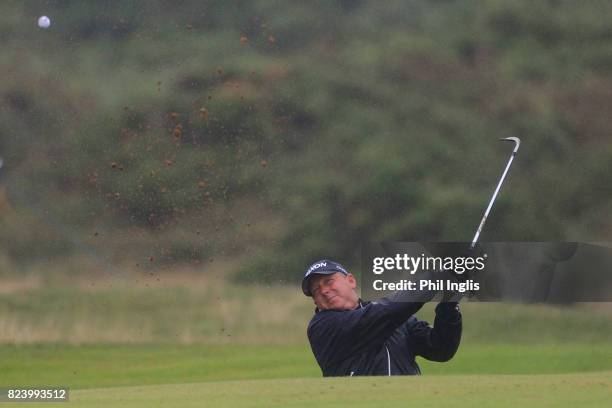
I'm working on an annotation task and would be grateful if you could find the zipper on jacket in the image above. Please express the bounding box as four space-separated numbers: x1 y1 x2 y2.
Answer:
385 346 391 376
358 300 390 376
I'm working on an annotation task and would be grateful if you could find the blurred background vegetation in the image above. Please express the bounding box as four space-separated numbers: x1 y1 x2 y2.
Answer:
0 4 611 394
0 0 611 285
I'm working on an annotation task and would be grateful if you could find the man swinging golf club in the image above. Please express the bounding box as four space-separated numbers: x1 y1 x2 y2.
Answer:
303 259 462 376
303 137 520 376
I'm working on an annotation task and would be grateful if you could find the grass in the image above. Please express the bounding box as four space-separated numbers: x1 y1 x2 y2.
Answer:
73 373 612 408
0 345 315 389
3 372 611 408
0 273 610 345
0 275 611 406
0 273 313 344
0 342 611 389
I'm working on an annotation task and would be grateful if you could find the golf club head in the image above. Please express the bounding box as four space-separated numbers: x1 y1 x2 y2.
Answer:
500 137 521 153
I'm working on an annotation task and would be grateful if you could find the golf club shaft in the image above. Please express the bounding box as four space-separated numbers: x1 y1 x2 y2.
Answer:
470 138 520 249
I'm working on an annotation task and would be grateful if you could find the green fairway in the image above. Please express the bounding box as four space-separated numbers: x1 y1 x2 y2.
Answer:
3 372 611 408
1 342 611 390
1 282 611 407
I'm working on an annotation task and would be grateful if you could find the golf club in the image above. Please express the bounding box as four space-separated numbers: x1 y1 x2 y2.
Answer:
470 137 521 249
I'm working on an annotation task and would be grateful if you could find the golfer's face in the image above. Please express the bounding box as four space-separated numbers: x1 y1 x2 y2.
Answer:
310 272 358 311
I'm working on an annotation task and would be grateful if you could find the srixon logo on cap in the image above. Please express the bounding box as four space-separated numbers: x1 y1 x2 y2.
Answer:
307 262 327 275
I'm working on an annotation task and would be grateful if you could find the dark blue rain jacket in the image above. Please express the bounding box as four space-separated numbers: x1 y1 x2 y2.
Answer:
307 299 461 376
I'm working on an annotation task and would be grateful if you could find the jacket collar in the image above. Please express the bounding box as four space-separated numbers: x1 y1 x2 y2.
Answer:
314 298 367 314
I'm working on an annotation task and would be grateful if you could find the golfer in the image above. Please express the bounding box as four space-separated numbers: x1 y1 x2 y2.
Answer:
303 259 461 376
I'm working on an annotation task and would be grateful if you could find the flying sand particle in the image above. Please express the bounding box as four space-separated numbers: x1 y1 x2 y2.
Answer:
199 107 209 120
172 124 183 138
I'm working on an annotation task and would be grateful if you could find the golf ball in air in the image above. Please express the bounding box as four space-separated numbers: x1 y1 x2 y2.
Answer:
38 16 51 29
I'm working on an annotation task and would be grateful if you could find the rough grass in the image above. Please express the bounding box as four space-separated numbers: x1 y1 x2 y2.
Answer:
0 273 312 344
0 273 610 345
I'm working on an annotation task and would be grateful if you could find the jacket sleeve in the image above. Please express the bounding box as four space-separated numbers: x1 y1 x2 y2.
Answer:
308 299 425 365
405 302 462 362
